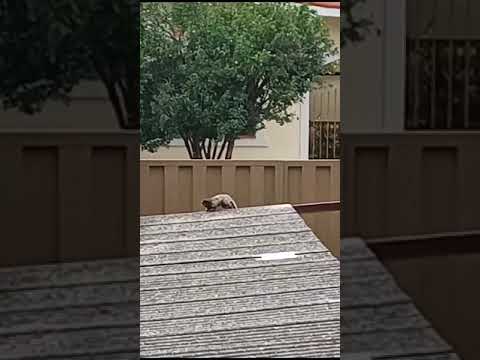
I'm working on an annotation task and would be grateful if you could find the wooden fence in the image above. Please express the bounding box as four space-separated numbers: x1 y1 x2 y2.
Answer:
141 160 340 256
342 133 480 238
341 132 480 360
0 131 139 267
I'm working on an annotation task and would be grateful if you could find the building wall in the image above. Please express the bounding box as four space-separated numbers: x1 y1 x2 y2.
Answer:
341 0 386 133
325 16 340 53
1 81 119 131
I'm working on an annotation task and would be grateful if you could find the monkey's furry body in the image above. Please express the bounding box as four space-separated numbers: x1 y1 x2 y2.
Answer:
202 194 238 212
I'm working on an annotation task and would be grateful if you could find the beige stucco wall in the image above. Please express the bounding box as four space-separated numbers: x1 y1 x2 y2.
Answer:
141 15 339 160
325 17 340 52
0 81 119 131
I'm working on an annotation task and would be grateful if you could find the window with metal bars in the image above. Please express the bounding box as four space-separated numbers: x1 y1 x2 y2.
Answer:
308 76 340 159
406 38 480 129
405 0 480 130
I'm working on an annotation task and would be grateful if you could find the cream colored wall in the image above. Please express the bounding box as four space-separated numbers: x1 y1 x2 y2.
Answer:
341 0 385 134
325 17 340 53
0 81 120 131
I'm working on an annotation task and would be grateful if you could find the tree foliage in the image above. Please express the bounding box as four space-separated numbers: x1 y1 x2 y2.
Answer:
0 0 139 129
140 2 336 159
341 0 375 47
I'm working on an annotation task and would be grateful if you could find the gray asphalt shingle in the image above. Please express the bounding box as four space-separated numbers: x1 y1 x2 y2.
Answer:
341 237 460 360
0 258 138 359
140 203 340 358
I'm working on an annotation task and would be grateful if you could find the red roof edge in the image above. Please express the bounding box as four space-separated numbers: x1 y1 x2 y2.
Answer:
298 2 340 9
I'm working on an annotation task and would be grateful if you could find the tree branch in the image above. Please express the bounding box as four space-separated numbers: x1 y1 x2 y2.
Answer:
212 140 218 159
217 138 228 159
225 138 235 159
201 139 209 159
207 138 212 159
91 55 128 129
181 134 193 158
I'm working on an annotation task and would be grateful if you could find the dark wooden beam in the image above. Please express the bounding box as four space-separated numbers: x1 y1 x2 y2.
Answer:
365 230 480 259
293 201 340 213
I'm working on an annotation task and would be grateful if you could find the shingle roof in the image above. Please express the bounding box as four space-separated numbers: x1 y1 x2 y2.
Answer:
140 203 340 357
341 237 460 359
0 258 139 358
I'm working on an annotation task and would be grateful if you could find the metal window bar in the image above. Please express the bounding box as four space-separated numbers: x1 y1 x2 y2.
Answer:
464 40 470 128
308 120 340 159
413 38 420 127
447 39 454 129
430 40 437 128
408 37 477 129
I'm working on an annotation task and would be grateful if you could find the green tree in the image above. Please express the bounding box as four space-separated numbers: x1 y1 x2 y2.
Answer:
140 2 336 159
341 0 375 47
0 0 139 129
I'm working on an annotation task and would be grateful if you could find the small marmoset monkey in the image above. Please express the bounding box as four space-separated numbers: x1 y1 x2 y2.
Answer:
202 194 238 212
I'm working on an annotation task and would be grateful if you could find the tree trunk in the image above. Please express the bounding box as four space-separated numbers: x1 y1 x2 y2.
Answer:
190 138 203 159
207 139 212 159
181 136 236 159
216 138 228 159
212 140 218 159
225 138 235 159
181 136 193 159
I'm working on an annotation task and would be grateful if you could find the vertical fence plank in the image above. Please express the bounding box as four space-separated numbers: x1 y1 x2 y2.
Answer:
250 166 265 206
274 163 285 204
299 163 322 252
0 145 24 266
23 146 59 263
178 166 194 213
58 145 92 261
221 164 236 198
141 163 165 215
330 161 340 201
235 166 251 207
193 164 207 212
140 161 149 216
125 144 139 257
164 165 179 214
91 147 125 259
301 164 316 203
387 144 423 236
206 165 222 197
